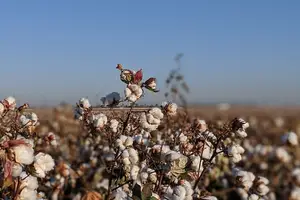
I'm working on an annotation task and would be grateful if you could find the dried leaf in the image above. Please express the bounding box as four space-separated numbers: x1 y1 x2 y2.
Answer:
134 69 143 84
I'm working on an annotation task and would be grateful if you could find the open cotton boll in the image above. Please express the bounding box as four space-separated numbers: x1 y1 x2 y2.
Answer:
166 103 178 116
190 155 203 172
253 176 270 196
19 188 37 200
124 137 133 147
149 108 164 120
234 169 255 190
140 172 149 183
122 150 130 158
130 165 140 180
172 185 186 200
29 113 38 125
33 153 55 178
281 131 298 146
124 87 132 98
230 154 242 163
79 98 91 109
248 194 259 200
110 119 119 132
140 113 159 131
146 113 161 125
20 172 39 190
292 168 300 185
290 187 300 200
275 147 291 163
122 158 131 165
125 84 143 102
93 114 108 129
4 96 17 110
12 163 23 177
20 115 31 126
12 144 34 165
202 142 213 160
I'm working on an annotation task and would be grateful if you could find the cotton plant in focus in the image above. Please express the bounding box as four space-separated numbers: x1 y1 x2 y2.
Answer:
0 97 55 200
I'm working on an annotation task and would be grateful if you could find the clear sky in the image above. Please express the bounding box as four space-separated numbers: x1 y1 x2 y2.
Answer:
0 1 299 106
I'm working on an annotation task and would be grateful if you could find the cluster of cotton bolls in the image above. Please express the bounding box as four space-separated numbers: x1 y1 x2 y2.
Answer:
140 107 164 131
0 96 55 200
233 168 270 199
164 180 194 200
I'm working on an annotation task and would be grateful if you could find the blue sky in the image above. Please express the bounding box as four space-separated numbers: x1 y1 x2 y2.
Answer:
0 1 299 106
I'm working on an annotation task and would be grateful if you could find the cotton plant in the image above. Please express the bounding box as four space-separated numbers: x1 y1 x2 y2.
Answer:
0 97 56 200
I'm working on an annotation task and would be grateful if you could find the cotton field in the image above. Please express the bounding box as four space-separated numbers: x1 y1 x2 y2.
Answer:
1 65 300 200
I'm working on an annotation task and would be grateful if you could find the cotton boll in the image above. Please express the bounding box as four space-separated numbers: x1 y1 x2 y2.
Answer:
290 187 300 200
130 165 140 180
236 130 248 138
115 139 123 147
93 114 108 129
256 184 270 196
125 84 143 102
33 153 55 178
12 144 34 165
19 188 37 200
146 113 161 125
172 186 186 200
12 163 23 177
202 142 213 160
110 119 119 132
181 181 193 196
166 103 178 116
275 147 291 163
191 156 203 172
149 108 164 120
124 137 133 147
79 98 91 109
122 150 129 158
179 134 188 143
20 172 39 190
123 158 131 166
29 113 38 125
120 135 128 143
125 88 132 98
140 172 148 183
281 132 298 146
4 96 17 110
20 115 31 127
236 188 248 200
292 168 300 185
234 170 255 190
230 153 242 163
248 194 259 200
